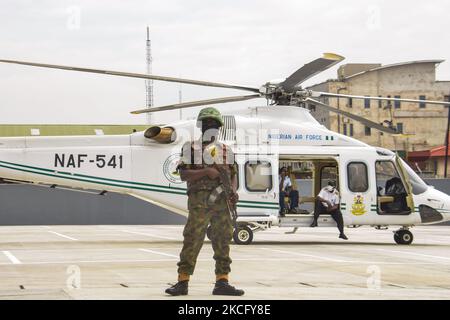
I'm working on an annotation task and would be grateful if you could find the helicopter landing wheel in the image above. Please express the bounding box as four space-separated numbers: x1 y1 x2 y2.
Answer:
233 225 253 245
394 229 413 245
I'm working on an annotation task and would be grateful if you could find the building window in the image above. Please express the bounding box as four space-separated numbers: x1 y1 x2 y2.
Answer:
445 95 450 102
386 95 392 108
343 123 347 136
364 97 370 109
245 161 272 192
419 95 426 108
378 96 382 108
394 95 401 109
397 123 403 134
309 104 316 112
350 123 354 136
347 162 369 192
348 98 353 108
365 126 371 136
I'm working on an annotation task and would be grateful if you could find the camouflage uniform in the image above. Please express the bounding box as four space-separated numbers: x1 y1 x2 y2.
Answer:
177 139 237 276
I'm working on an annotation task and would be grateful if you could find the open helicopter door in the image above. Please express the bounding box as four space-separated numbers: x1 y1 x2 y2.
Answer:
234 152 279 218
394 154 415 213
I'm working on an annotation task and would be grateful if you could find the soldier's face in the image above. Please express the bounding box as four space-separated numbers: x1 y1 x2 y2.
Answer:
201 119 221 140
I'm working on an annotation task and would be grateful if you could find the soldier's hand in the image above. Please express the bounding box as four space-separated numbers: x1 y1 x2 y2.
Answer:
229 192 239 204
205 167 220 179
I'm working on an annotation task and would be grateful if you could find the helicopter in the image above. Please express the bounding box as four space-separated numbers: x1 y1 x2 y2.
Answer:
1 53 450 245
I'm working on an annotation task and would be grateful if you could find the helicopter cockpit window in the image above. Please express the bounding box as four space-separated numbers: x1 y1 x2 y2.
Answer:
376 161 405 195
347 162 368 192
245 161 272 192
376 161 409 214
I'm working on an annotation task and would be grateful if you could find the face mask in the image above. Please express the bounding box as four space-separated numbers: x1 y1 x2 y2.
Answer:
201 121 220 140
326 186 335 192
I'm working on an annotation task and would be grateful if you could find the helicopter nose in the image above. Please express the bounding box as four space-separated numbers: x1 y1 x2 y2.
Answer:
429 188 450 222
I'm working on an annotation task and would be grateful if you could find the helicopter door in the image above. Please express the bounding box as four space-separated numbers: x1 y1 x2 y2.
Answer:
395 155 414 212
375 158 413 215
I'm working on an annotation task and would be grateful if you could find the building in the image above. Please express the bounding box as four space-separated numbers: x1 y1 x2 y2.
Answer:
408 136 450 178
308 60 450 157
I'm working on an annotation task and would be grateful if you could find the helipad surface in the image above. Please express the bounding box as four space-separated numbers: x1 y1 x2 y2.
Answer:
0 225 449 300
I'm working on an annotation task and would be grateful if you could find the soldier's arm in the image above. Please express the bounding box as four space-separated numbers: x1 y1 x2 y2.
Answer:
178 141 220 182
231 174 237 194
179 167 219 182
229 163 239 204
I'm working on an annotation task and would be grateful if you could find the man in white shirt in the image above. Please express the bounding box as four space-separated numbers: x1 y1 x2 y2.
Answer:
279 167 299 216
310 180 348 240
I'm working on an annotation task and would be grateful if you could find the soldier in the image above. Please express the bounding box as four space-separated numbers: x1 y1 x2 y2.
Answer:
165 107 244 296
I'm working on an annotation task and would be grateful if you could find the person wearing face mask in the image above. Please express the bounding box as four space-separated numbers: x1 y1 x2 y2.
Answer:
165 107 244 297
310 180 348 240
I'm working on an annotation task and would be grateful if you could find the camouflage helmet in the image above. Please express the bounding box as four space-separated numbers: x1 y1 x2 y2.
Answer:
196 107 224 127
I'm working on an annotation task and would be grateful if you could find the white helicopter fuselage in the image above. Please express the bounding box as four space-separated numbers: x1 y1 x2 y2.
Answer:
0 106 449 243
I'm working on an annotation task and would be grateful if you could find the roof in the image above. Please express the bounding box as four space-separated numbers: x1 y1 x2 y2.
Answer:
344 60 445 80
0 124 149 137
408 134 450 161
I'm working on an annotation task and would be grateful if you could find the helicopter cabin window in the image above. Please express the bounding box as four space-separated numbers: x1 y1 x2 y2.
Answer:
347 162 368 192
245 161 272 192
375 161 411 215
386 95 392 108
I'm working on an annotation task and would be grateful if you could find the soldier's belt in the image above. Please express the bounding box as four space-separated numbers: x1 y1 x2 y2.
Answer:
207 185 225 205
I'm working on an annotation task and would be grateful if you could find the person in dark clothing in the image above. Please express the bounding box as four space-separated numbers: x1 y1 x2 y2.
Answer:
279 167 299 216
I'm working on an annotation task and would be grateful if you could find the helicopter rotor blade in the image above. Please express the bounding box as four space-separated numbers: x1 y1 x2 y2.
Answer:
281 53 345 92
131 94 261 114
315 92 450 106
0 59 260 93
305 98 398 134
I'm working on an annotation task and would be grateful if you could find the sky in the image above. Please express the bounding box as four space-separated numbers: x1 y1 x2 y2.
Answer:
1 0 449 124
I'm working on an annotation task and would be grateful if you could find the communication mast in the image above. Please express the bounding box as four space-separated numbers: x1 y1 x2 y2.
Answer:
145 26 154 124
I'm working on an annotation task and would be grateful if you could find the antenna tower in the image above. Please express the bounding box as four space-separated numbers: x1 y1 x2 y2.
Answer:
145 26 154 123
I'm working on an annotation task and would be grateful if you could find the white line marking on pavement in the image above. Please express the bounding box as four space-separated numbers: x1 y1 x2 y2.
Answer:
0 257 441 266
376 249 450 261
48 231 78 241
120 230 177 240
139 248 178 258
260 248 346 262
2 251 22 264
